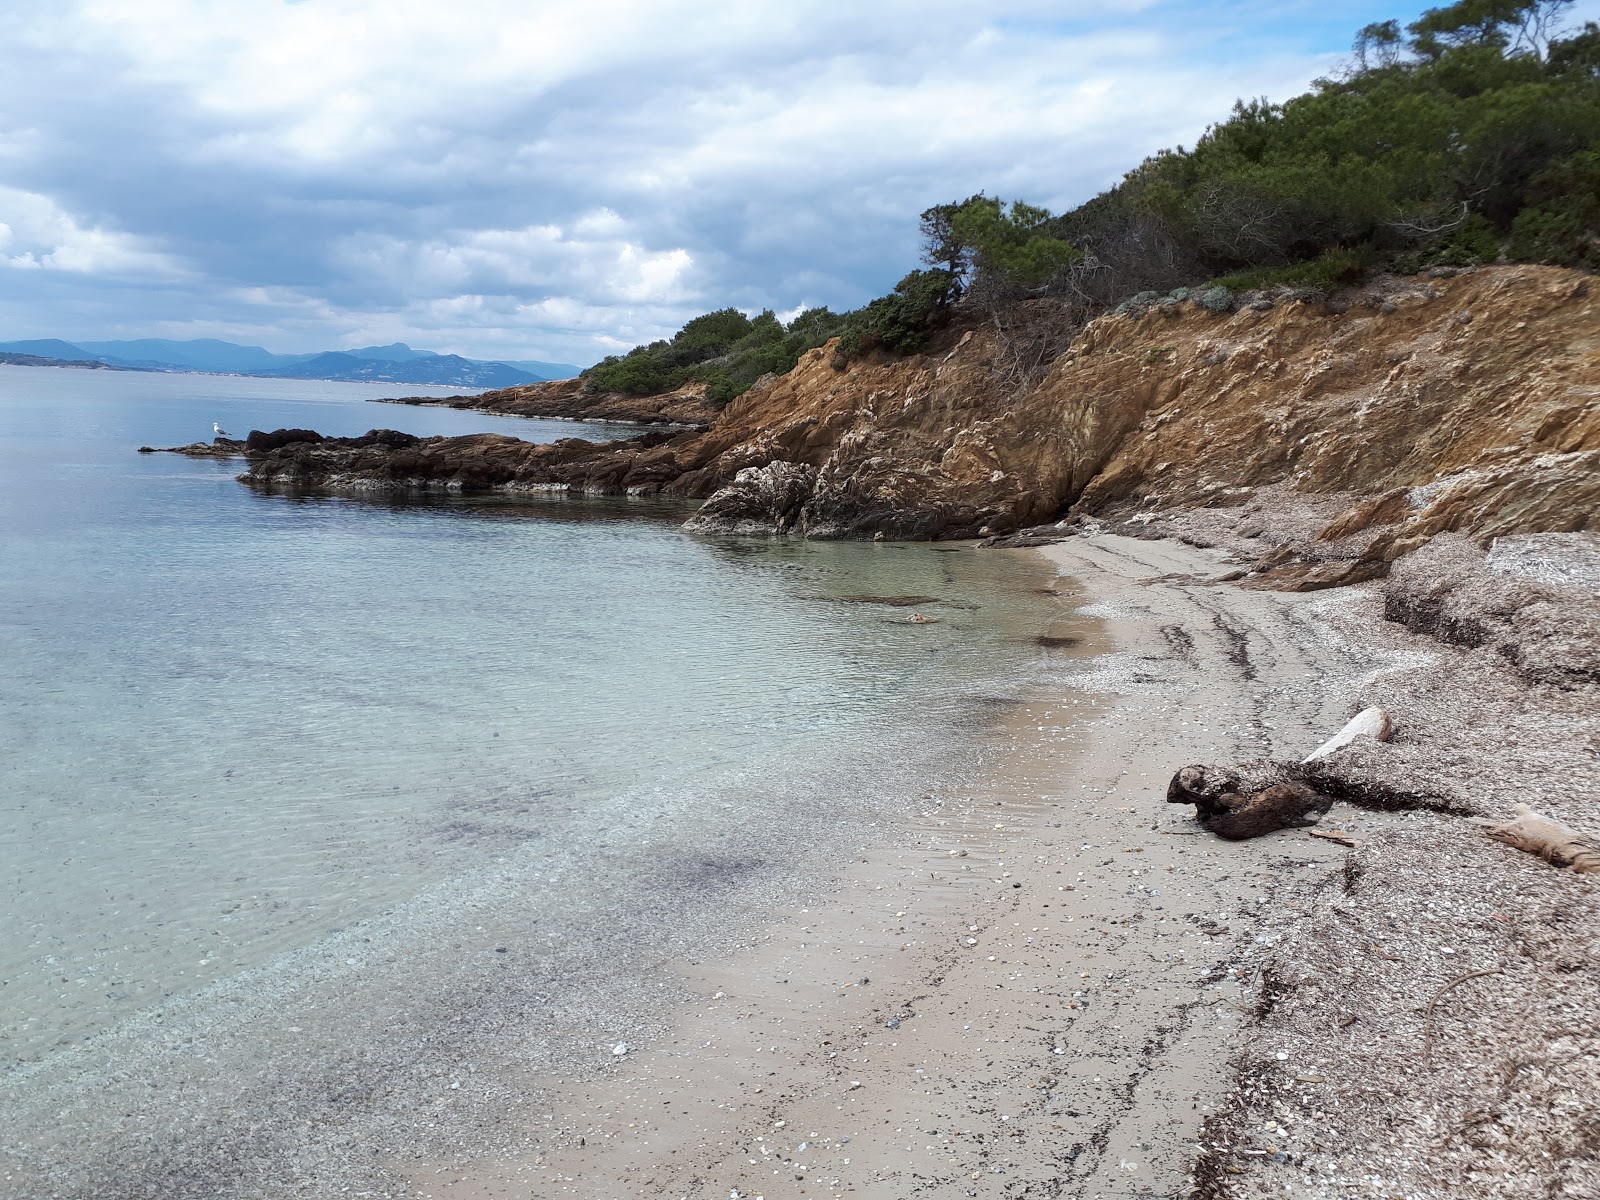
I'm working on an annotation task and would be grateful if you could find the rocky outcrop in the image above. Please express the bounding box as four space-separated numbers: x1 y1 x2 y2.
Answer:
241 429 689 496
681 462 817 535
139 438 246 457
374 377 719 427
241 266 1600 572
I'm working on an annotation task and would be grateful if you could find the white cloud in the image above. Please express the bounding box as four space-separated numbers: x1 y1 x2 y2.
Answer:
0 186 187 277
333 213 696 307
19 0 1586 361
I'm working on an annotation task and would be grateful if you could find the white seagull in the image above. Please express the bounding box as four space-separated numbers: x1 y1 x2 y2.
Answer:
213 422 230 439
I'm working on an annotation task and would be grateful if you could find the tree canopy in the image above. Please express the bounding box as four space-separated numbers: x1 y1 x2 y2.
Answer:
583 1 1600 403
1049 0 1600 295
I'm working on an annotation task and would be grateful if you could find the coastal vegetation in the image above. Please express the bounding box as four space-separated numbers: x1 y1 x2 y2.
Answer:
583 0 1600 406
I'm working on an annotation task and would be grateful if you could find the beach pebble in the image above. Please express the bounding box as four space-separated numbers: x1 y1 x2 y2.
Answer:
612 1043 628 1056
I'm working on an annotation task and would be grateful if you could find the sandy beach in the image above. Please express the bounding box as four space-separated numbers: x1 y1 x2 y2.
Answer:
410 533 1445 1199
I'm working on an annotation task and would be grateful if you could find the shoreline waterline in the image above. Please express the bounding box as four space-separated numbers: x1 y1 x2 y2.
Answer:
405 534 1404 1199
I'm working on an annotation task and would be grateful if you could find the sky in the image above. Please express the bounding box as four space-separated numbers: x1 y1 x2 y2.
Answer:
2 0 1592 367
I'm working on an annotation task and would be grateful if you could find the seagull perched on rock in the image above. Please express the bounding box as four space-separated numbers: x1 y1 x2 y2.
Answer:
213 422 230 439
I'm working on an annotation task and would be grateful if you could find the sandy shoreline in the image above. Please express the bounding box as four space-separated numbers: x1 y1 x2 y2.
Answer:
16 529 1585 1199
412 534 1425 1199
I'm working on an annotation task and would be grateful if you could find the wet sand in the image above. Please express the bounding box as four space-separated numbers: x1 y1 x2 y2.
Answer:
412 535 1413 1198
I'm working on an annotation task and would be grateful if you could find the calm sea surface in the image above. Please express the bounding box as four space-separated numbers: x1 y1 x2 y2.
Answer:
0 365 1061 1197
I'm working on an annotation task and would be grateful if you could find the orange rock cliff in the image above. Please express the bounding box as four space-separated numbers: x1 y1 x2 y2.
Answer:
242 265 1598 584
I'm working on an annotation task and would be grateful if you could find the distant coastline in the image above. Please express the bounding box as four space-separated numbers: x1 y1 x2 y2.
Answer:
0 351 138 371
0 337 583 389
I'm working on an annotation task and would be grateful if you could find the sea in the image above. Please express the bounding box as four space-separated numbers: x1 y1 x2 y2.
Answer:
0 365 1065 1197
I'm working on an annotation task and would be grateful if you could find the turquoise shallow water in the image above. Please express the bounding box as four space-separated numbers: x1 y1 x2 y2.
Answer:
0 366 1060 1196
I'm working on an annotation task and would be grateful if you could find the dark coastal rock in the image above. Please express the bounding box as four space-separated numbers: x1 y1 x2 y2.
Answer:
1166 762 1335 839
138 438 247 457
375 376 718 427
244 428 326 452
240 426 692 497
682 462 817 535
978 523 1077 549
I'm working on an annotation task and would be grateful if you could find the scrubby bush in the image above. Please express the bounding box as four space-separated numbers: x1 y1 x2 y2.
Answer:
1113 290 1165 315
1507 147 1600 266
1209 248 1371 294
834 269 958 360
583 305 852 407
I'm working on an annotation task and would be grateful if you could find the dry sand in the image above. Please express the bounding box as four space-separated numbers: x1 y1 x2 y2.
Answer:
412 534 1458 1199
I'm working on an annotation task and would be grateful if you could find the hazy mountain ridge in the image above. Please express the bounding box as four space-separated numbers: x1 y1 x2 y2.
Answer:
0 337 582 385
253 352 544 388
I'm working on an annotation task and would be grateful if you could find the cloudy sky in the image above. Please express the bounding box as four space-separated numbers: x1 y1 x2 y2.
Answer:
1 1 1586 366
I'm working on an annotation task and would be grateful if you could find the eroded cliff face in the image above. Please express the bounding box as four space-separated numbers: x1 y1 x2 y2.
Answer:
241 265 1598 574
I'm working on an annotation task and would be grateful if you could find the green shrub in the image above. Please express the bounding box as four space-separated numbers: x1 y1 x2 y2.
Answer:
834 269 958 360
674 308 755 353
583 345 688 395
1209 248 1371 294
1113 290 1164 315
1507 147 1600 266
1424 213 1502 266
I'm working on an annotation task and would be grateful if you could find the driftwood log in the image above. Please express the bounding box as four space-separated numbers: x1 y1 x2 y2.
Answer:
1165 763 1334 840
1303 706 1393 763
1479 804 1600 874
1168 709 1398 840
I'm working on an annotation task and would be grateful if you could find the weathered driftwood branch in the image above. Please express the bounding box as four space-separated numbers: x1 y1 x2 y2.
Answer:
1303 707 1393 763
1169 710 1406 839
1165 762 1334 840
1477 804 1600 874
1308 829 1361 848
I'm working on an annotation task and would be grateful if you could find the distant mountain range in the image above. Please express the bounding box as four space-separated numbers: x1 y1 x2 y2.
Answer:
0 337 582 386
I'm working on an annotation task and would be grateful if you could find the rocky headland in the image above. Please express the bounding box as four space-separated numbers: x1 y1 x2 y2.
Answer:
241 265 1597 591
374 376 719 427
